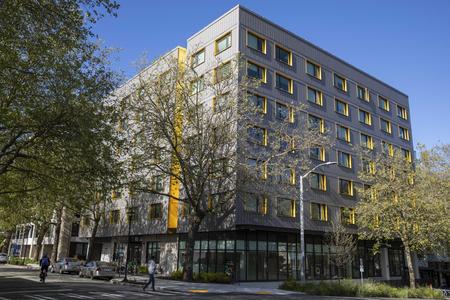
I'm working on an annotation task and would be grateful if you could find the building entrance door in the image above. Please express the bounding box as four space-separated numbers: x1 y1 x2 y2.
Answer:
129 243 142 266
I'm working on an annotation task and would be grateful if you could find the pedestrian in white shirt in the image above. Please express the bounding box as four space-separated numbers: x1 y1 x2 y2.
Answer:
143 256 156 291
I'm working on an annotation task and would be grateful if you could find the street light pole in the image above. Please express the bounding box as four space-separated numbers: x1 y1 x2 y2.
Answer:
299 161 337 282
123 211 132 282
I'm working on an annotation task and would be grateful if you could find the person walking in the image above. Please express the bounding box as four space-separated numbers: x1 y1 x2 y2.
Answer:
143 256 156 292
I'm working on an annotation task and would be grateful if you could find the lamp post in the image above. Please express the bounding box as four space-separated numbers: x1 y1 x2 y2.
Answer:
123 209 132 282
299 161 337 282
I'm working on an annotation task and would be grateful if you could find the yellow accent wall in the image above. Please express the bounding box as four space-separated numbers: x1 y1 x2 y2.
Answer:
167 47 186 231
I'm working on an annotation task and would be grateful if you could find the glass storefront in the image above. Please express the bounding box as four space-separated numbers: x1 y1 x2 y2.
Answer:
177 230 389 281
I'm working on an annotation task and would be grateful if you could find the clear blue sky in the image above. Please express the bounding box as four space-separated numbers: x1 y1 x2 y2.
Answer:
93 0 450 148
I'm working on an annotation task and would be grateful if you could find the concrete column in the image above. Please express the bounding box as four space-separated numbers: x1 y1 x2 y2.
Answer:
57 208 73 259
380 247 390 280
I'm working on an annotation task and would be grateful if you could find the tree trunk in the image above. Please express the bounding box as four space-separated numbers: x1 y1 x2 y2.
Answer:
403 241 416 288
33 223 49 261
86 218 99 261
182 216 201 281
51 209 62 263
1 230 13 253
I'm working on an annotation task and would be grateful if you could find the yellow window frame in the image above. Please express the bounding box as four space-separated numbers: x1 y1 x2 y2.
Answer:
247 31 266 54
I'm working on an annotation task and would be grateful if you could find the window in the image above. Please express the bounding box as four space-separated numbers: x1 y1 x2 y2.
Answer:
190 76 204 95
192 49 205 67
307 86 323 106
148 203 162 220
246 158 267 179
147 241 160 263
277 198 296 217
276 73 293 93
338 151 352 168
243 193 267 215
275 45 292 65
248 93 267 113
359 109 372 125
339 179 354 196
397 105 408 120
247 61 266 82
111 190 121 200
334 73 347 91
275 102 294 123
276 102 289 121
340 208 356 225
360 133 374 150
109 210 120 224
310 146 325 161
126 207 138 224
336 125 350 142
308 115 325 133
151 175 164 192
382 141 394 156
378 96 390 111
306 60 321 79
357 85 369 101
362 159 376 174
215 61 232 82
215 32 231 54
380 118 392 134
247 31 266 53
335 99 349 116
310 203 328 221
279 167 295 185
401 148 412 163
247 126 267 146
213 92 230 112
399 126 410 140
310 173 327 191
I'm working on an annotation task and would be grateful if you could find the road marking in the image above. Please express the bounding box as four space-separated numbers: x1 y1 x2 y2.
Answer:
189 289 209 293
25 295 57 300
89 292 124 298
63 293 94 299
1 289 71 295
0 297 11 300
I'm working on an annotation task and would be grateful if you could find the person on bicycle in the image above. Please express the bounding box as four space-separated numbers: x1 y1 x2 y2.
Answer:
39 253 50 281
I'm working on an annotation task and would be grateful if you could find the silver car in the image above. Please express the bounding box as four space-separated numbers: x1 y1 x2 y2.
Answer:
52 257 81 274
79 261 116 279
0 253 7 264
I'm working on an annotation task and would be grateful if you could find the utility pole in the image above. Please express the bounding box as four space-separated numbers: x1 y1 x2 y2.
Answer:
123 209 132 282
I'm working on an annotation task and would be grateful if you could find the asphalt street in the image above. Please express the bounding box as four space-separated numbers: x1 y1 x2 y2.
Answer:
0 265 381 300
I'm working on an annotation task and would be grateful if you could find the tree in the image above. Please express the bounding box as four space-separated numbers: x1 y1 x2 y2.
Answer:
0 0 119 193
121 49 331 281
356 144 450 288
325 221 357 282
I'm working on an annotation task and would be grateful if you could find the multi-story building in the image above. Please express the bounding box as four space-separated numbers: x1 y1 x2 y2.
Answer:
80 5 416 282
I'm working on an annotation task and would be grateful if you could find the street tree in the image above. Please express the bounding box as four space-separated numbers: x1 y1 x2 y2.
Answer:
0 0 119 195
356 144 450 288
325 221 357 281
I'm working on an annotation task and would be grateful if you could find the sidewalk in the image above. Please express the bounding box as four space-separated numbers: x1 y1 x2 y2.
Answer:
112 275 298 295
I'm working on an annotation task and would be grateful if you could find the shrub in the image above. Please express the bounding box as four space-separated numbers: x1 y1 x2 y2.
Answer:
195 272 230 283
170 270 183 280
279 280 444 299
138 265 148 274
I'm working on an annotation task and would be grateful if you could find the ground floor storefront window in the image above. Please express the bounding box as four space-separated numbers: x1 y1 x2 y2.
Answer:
177 230 395 281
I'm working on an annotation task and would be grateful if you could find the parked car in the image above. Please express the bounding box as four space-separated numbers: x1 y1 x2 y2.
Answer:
51 257 81 274
79 261 116 279
0 253 7 264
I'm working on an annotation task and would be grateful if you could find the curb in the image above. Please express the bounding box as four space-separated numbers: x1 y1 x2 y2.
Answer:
110 279 300 295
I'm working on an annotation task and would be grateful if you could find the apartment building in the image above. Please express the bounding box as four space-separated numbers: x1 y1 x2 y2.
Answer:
79 5 416 282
